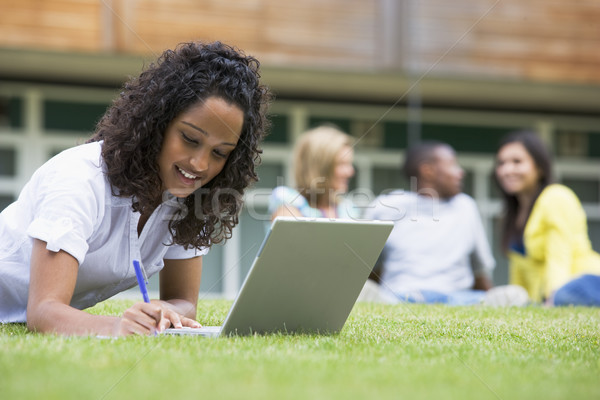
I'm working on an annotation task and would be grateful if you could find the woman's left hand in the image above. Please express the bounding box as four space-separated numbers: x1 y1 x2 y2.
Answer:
152 300 202 332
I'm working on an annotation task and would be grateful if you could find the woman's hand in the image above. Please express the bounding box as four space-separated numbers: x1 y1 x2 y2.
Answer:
114 300 202 336
27 241 203 337
114 301 202 336
113 302 163 336
152 299 202 332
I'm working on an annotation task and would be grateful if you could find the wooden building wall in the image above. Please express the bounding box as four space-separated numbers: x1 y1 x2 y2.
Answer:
412 0 600 84
0 0 599 85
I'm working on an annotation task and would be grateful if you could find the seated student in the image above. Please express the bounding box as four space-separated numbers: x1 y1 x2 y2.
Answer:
0 41 272 336
494 131 600 306
269 125 358 220
269 125 391 302
365 141 528 305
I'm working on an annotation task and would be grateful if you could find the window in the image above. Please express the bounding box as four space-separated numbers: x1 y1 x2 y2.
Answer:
199 245 224 294
589 133 600 158
0 148 16 177
372 166 405 195
421 124 514 154
0 96 23 129
589 221 600 253
254 163 284 189
265 114 288 143
239 206 270 283
44 100 108 133
383 121 408 149
562 178 600 204
0 195 15 212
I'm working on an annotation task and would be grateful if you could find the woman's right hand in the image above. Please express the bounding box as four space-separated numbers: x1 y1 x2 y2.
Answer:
113 302 165 336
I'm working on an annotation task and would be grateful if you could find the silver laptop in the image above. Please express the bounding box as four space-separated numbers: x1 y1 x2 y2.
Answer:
164 216 393 337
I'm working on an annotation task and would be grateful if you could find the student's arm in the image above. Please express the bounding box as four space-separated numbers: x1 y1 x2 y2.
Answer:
473 275 493 291
158 257 204 328
538 187 581 297
270 205 304 221
468 198 496 290
368 251 385 284
268 187 306 221
27 239 163 336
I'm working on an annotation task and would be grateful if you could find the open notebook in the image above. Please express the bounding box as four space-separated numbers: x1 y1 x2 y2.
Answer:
163 216 393 337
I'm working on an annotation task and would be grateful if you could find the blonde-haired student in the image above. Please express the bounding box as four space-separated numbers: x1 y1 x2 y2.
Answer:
269 125 358 220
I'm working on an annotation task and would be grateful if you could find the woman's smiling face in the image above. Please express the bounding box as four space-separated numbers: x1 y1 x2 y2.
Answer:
158 96 244 198
495 141 542 196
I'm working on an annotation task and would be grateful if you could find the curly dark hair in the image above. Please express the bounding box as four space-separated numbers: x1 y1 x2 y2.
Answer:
88 41 272 250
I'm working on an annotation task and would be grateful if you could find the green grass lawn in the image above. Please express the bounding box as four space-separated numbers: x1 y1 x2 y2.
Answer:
1 300 599 400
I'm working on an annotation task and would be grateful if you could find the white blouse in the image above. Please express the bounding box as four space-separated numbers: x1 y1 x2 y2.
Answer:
0 142 207 322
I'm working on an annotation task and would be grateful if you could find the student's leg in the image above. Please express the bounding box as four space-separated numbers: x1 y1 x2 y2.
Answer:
394 290 449 304
407 290 490 305
446 290 486 306
553 274 600 307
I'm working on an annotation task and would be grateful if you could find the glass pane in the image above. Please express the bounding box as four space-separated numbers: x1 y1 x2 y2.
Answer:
44 100 108 133
372 166 407 195
383 121 408 150
462 170 474 197
0 195 15 212
0 96 23 128
589 133 600 158
254 163 284 189
488 173 503 199
265 114 288 143
561 178 600 203
421 124 515 154
0 148 16 176
588 220 600 253
239 205 270 284
199 244 224 294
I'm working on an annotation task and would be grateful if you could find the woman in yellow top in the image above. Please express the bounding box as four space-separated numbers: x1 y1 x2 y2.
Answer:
494 131 600 306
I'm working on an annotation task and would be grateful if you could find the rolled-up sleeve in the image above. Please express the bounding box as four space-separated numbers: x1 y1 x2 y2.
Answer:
164 244 208 260
25 158 104 265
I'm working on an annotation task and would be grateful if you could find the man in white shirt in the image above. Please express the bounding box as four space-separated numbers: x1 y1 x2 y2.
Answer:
364 141 498 305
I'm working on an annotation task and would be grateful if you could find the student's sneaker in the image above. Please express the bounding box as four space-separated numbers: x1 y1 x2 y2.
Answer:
482 285 530 307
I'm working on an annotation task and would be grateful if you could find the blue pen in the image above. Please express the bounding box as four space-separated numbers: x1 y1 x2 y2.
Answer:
133 259 150 303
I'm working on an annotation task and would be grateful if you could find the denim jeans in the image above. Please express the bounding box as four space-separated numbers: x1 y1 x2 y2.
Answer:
394 289 486 306
553 274 600 307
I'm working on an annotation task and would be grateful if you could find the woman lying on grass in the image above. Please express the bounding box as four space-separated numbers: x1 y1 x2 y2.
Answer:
0 41 271 336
